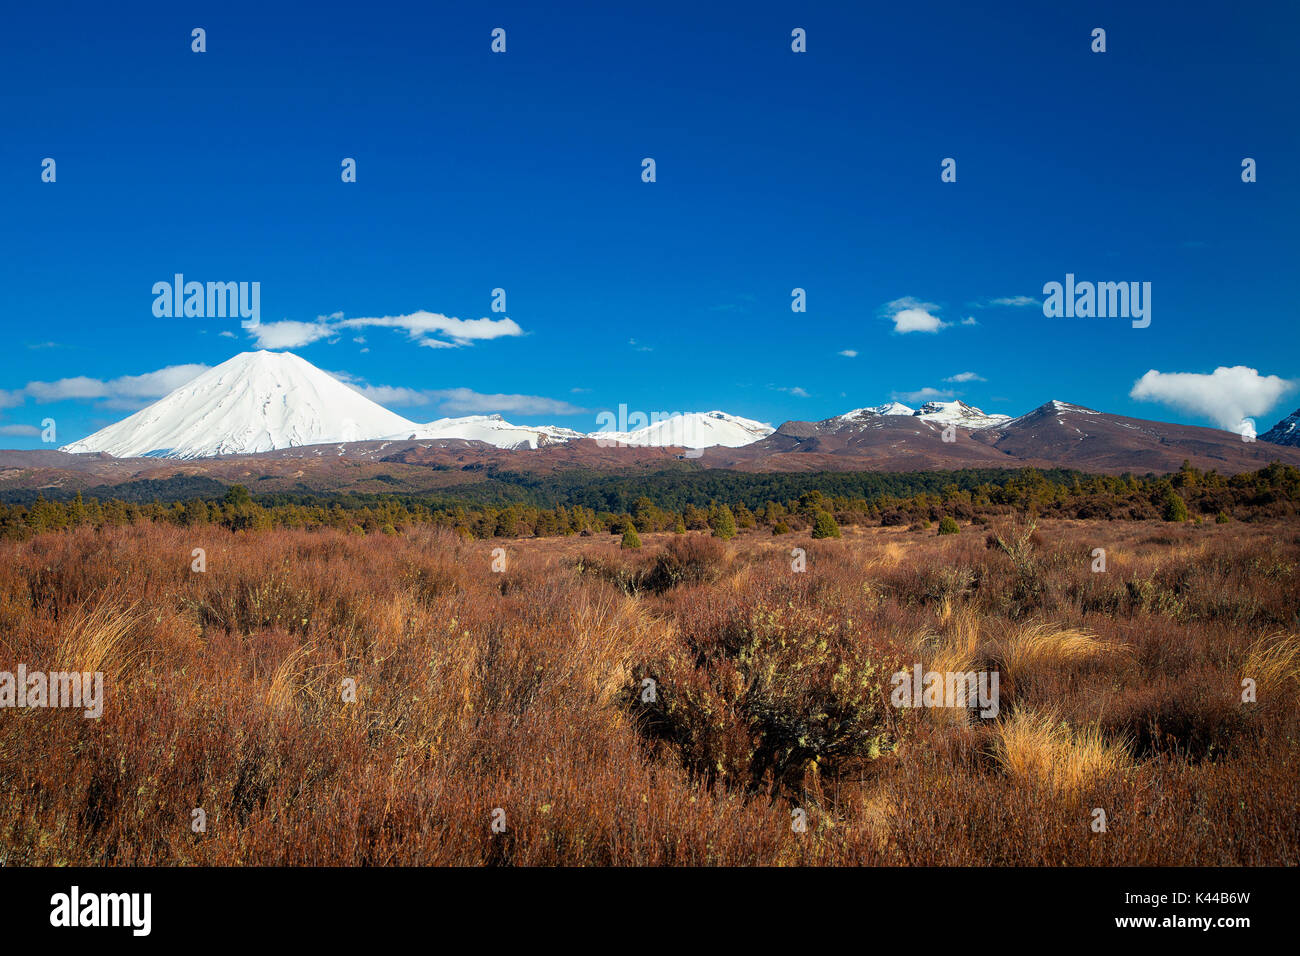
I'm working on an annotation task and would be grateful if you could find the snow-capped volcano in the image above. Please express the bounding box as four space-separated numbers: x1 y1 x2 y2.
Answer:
591 411 774 449
396 415 584 450
60 351 420 459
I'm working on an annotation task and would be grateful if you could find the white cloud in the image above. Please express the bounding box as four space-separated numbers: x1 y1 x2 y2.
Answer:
990 295 1036 307
883 296 948 334
893 387 954 403
0 424 40 436
771 385 810 398
350 384 431 407
341 377 584 416
961 316 978 326
425 388 585 416
1130 366 1296 430
838 349 858 358
339 311 523 349
945 371 986 383
245 310 525 351
22 364 208 405
248 320 335 349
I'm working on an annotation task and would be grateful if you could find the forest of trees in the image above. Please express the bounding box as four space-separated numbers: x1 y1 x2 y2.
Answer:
3 462 1298 541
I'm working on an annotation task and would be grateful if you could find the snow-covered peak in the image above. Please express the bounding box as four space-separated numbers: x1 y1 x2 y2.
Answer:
1046 399 1100 415
60 351 420 459
395 415 584 450
590 410 774 449
829 399 1010 431
913 400 1011 429
835 401 917 423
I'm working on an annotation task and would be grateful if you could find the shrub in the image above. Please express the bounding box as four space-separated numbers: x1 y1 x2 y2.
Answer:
771 520 790 535
633 604 905 797
643 534 726 592
1101 673 1252 761
621 525 642 549
938 516 960 535
710 505 736 540
811 510 841 539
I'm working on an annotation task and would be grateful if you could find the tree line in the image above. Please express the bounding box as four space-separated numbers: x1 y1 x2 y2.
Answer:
2 462 1297 541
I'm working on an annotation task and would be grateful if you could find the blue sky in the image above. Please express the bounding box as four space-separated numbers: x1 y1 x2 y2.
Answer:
1 0 1297 448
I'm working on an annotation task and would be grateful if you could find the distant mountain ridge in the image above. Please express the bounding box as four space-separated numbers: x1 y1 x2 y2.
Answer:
37 350 1300 477
701 399 1300 475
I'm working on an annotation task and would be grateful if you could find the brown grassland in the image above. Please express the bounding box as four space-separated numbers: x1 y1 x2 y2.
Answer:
1 517 1298 865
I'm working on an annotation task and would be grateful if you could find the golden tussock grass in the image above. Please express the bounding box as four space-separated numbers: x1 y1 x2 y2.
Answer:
992 622 1128 683
1241 632 1300 708
992 709 1132 795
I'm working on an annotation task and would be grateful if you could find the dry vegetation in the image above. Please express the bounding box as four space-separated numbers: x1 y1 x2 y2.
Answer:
1 516 1298 865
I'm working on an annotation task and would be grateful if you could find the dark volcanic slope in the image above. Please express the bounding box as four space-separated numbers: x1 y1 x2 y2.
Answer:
701 416 1051 472
972 401 1300 474
0 437 697 499
703 401 1300 475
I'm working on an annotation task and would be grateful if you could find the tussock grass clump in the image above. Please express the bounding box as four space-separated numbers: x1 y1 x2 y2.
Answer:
991 623 1126 683
1240 632 1300 709
54 599 147 680
992 709 1132 794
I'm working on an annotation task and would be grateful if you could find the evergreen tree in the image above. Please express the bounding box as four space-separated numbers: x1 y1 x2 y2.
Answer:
1161 486 1189 522
70 492 89 526
710 504 736 540
224 484 253 507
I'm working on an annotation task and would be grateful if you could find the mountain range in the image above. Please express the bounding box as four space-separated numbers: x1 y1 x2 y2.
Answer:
0 351 1294 494
57 352 774 458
